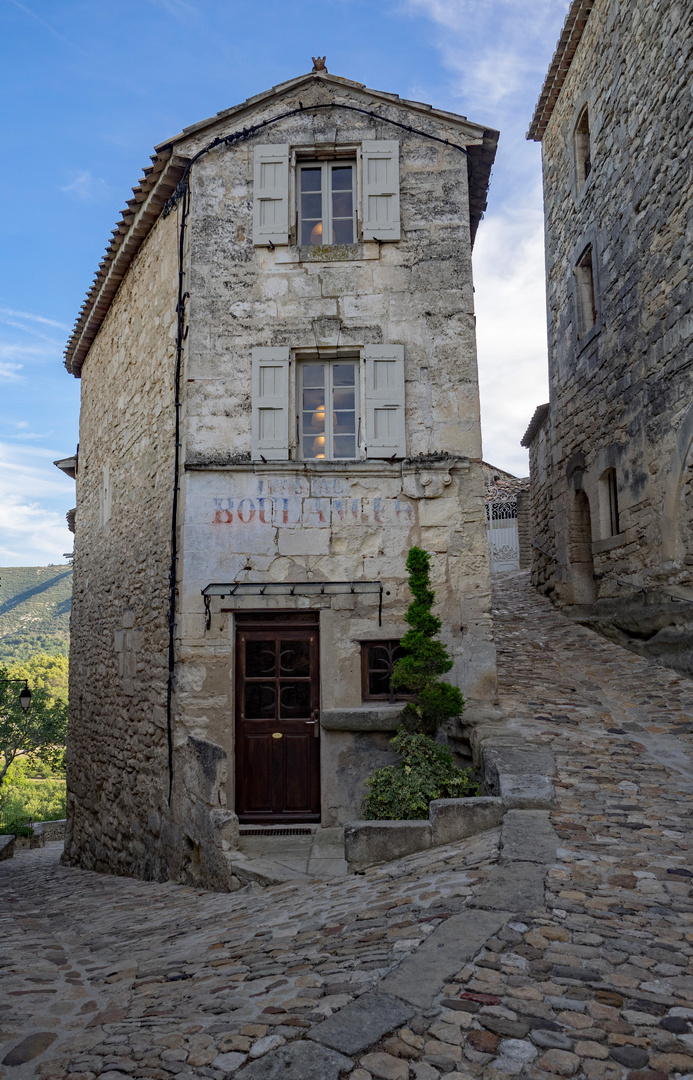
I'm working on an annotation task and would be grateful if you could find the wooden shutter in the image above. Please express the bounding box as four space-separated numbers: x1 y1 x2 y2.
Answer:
251 348 290 460
253 145 289 246
361 141 401 241
364 345 406 458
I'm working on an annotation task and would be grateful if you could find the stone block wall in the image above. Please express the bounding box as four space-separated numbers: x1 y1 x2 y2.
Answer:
63 211 178 881
530 0 693 619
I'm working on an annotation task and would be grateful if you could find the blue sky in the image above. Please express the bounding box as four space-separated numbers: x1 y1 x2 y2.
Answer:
0 0 568 566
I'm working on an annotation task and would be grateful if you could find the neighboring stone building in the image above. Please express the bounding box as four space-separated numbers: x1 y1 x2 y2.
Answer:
523 0 693 673
57 64 500 887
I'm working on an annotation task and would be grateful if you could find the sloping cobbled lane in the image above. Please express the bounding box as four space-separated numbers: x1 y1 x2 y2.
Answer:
3 571 693 1080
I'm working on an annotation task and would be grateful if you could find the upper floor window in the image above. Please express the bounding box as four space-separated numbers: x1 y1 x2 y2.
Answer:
250 345 405 462
299 162 356 246
252 141 401 247
574 245 597 337
299 358 359 460
574 105 591 190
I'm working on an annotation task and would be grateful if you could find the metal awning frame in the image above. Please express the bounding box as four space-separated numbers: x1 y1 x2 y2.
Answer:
202 580 384 629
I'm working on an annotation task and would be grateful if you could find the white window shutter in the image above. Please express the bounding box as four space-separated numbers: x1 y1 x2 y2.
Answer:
361 141 401 241
251 348 290 460
364 345 406 459
253 145 289 246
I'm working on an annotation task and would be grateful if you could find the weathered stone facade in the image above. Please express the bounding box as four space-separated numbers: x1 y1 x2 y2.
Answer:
61 69 499 888
524 0 693 673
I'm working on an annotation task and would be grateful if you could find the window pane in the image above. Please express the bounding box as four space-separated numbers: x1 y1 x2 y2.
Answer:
245 682 276 719
334 412 355 434
303 364 325 388
368 670 391 696
301 192 322 219
301 168 322 192
280 682 311 718
332 219 354 245
332 191 353 218
246 640 276 678
333 435 356 458
331 166 353 191
333 386 355 410
333 364 355 385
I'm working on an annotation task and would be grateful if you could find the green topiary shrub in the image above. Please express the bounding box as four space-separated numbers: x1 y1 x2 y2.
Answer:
363 729 478 820
392 546 464 734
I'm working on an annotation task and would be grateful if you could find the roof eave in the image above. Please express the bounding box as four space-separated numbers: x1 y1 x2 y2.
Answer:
527 0 595 142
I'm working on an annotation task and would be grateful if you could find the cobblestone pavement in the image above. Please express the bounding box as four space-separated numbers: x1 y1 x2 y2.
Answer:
3 572 693 1080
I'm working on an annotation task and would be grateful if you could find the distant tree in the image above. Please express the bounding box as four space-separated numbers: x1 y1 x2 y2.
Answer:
7 654 68 705
392 546 464 733
0 670 67 792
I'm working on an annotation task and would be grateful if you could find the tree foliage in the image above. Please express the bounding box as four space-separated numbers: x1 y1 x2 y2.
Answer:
0 667 67 791
6 654 68 705
363 729 477 820
392 546 464 733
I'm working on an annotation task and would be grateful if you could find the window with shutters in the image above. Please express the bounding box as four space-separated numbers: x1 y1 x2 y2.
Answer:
253 141 400 247
251 346 406 462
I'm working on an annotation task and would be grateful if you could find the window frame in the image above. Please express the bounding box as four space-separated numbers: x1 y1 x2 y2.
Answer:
574 104 592 193
296 159 358 248
296 352 363 462
570 232 601 354
360 640 410 703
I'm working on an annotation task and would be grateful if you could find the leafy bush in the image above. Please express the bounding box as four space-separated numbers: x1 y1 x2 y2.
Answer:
392 546 464 733
363 729 478 820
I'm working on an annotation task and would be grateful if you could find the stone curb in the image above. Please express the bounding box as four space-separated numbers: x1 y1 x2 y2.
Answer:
343 713 556 871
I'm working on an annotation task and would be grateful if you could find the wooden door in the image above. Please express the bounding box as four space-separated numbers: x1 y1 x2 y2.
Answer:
235 616 320 822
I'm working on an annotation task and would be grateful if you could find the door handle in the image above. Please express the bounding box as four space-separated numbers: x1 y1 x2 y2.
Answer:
305 710 320 737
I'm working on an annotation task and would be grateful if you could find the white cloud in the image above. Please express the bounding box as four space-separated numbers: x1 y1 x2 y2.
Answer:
474 195 549 475
0 362 23 382
0 308 69 332
0 443 74 565
60 170 109 202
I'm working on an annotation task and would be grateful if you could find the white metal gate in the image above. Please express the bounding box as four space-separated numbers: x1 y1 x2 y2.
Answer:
486 498 520 573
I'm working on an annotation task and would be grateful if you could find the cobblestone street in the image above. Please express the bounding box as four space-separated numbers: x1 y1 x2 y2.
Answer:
3 573 693 1080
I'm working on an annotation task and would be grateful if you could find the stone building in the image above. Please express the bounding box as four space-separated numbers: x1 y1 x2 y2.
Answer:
523 0 693 673
58 64 500 888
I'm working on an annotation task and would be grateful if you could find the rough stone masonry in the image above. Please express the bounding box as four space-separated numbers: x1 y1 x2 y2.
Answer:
523 0 693 673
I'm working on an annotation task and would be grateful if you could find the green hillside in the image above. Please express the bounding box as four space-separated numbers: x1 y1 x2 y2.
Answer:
0 566 72 664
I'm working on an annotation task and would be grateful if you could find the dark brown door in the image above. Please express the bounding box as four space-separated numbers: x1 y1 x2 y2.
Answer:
235 615 320 822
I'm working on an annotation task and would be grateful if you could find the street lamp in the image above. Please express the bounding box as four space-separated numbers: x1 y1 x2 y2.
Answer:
1 679 32 711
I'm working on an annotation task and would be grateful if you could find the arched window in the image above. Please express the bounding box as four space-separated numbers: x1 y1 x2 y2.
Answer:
574 105 591 189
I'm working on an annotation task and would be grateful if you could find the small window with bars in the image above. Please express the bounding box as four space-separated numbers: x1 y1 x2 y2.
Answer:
361 640 408 702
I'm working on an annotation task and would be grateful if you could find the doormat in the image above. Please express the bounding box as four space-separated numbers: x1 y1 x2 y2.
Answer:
240 828 313 836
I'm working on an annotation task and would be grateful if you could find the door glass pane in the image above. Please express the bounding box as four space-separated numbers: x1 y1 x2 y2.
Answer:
280 681 311 718
245 640 276 677
280 639 310 676
245 682 276 719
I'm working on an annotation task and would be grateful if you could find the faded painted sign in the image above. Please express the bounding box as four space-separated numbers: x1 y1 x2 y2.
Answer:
212 494 414 528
